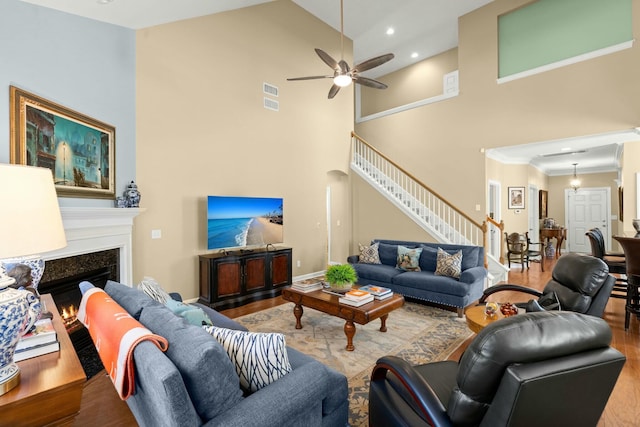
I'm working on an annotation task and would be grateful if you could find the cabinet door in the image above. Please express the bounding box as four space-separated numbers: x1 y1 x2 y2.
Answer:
245 256 267 291
215 259 242 297
271 251 291 287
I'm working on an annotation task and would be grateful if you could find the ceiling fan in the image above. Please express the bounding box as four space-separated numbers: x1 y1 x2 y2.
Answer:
287 0 394 99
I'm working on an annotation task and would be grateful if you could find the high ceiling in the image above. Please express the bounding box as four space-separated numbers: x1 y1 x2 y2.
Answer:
18 0 639 175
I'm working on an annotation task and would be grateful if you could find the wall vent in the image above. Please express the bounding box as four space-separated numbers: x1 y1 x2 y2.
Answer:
264 97 279 111
263 82 279 97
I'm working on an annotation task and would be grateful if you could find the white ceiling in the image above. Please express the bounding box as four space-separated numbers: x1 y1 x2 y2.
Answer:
18 0 640 176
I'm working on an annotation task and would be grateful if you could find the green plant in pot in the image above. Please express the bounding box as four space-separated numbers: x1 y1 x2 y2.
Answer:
325 264 357 292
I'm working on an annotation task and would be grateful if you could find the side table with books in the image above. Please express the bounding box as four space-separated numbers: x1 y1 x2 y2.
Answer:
0 294 86 426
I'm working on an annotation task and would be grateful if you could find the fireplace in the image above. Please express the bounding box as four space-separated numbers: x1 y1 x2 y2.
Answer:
39 248 120 351
34 207 142 356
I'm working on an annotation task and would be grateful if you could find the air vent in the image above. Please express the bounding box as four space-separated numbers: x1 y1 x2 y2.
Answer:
264 97 279 112
263 82 279 97
539 150 587 158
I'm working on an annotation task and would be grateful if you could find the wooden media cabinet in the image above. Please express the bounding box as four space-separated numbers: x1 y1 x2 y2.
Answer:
198 246 292 309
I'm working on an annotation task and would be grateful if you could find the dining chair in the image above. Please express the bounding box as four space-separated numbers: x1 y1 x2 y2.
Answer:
586 228 627 299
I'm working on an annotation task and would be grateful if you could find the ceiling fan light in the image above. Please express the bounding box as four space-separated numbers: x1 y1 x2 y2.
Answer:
333 74 352 87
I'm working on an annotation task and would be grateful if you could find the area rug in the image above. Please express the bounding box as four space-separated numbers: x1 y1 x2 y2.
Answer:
235 302 472 426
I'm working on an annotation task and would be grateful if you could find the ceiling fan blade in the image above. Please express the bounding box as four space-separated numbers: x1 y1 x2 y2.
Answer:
287 75 332 81
352 53 395 73
353 76 388 90
338 60 350 74
315 48 340 71
328 84 341 99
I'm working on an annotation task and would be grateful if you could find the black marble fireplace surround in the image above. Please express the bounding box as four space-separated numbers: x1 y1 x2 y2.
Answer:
39 249 120 353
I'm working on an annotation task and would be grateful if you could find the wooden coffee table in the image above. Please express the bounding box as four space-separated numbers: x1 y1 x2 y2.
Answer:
281 287 404 351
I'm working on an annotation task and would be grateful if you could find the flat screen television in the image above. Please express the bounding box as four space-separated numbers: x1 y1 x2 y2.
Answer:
207 195 283 250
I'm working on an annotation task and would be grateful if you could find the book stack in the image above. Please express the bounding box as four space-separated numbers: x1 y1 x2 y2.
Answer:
14 318 60 362
359 284 393 300
339 289 374 307
292 279 323 293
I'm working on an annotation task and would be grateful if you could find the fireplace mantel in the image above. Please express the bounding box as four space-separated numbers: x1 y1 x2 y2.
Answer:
42 207 144 285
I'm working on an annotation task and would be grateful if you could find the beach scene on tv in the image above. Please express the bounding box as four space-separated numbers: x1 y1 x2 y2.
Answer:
207 196 283 250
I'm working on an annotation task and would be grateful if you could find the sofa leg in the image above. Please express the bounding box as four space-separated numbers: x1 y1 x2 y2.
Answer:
457 308 464 318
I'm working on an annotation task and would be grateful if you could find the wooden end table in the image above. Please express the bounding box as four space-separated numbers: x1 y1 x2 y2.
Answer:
0 294 86 426
281 287 404 351
465 304 524 333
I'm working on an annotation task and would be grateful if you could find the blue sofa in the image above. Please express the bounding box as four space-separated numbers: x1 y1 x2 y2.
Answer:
94 280 348 427
348 239 486 316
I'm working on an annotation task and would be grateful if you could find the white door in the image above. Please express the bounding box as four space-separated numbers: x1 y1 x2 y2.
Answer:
566 187 611 253
488 180 501 258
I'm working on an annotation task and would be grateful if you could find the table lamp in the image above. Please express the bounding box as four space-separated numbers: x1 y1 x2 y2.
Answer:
0 164 67 396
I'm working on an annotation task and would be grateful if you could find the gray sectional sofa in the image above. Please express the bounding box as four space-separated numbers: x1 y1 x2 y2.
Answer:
91 280 348 427
348 239 486 316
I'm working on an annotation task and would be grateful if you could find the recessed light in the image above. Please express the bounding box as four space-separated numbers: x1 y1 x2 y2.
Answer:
411 52 419 59
561 147 572 152
386 27 395 36
97 0 114 4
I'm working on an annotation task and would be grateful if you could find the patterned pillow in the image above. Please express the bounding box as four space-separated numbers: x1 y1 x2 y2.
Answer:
396 246 422 271
435 248 462 278
203 326 292 393
358 242 381 264
138 276 172 304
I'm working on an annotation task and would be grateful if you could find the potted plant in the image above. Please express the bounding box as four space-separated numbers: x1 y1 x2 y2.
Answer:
325 264 357 292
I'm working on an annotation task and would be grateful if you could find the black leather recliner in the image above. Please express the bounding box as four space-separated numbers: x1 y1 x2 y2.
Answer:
480 252 615 317
369 311 626 427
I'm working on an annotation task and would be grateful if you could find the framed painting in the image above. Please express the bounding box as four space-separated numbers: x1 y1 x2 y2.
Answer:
539 190 548 219
508 186 525 209
10 86 115 199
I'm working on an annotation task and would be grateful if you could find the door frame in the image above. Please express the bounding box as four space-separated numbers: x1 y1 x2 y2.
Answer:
487 180 502 259
528 184 540 240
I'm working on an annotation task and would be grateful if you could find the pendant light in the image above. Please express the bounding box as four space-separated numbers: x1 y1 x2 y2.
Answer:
570 163 581 192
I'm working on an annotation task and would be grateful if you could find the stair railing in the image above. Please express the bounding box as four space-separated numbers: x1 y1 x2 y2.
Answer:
351 132 489 267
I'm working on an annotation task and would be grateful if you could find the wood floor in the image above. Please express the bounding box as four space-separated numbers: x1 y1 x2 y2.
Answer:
73 257 639 426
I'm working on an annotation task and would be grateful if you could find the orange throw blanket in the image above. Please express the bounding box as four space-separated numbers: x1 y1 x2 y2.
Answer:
77 287 169 400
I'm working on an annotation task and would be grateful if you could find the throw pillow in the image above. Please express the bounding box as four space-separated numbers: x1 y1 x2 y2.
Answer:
165 298 213 327
138 276 172 304
203 326 292 393
104 280 162 320
396 246 422 271
435 248 462 279
358 242 381 264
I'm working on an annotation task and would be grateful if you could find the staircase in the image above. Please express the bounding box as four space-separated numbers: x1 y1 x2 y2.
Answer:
350 132 508 285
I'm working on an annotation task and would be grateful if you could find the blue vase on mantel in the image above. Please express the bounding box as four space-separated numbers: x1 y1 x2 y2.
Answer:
0 275 41 396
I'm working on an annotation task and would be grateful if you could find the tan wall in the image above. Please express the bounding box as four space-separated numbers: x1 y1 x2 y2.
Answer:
134 1 353 297
353 0 640 253
360 48 458 116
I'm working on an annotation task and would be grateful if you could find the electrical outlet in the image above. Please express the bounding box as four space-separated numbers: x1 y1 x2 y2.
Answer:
151 229 162 239
296 260 301 268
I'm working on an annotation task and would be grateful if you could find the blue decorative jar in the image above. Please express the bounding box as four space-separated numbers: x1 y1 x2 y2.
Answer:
124 181 141 208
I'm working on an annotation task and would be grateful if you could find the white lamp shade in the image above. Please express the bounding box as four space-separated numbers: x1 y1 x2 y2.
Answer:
0 164 67 258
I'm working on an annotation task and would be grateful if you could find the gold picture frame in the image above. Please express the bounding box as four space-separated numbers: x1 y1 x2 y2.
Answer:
10 86 116 199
